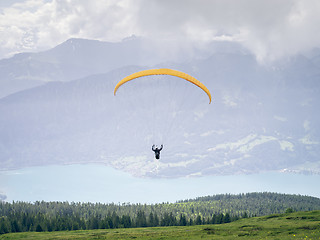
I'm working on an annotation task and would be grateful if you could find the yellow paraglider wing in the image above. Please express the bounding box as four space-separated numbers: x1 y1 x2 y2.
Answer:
114 68 212 104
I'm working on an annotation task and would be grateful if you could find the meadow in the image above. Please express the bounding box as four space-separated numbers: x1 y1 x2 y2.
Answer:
1 210 319 239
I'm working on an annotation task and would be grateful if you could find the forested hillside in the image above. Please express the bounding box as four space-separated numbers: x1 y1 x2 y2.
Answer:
1 192 320 234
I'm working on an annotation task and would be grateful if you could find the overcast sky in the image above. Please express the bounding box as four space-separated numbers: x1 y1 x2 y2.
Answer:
1 0 320 62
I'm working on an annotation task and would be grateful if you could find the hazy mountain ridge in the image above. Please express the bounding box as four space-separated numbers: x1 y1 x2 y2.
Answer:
0 38 162 98
0 38 319 177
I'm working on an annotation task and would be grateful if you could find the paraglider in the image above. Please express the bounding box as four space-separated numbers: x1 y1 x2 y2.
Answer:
114 68 212 160
152 144 163 160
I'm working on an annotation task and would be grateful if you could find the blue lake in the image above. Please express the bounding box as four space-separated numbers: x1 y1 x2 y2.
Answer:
1 164 319 203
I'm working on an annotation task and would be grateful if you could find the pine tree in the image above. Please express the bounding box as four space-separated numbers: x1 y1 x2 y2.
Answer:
136 210 147 227
11 219 20 233
189 218 194 226
153 213 159 227
35 224 43 232
106 215 113 229
111 211 120 228
121 215 131 228
242 212 248 218
216 213 224 224
148 212 154 227
211 214 217 224
169 212 177 226
223 213 231 223
195 215 202 225
0 218 9 234
179 214 187 226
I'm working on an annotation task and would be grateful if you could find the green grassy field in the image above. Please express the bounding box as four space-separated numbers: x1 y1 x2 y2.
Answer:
1 210 320 239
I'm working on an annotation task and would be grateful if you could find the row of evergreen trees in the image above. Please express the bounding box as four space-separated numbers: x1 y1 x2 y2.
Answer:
1 192 320 234
0 208 238 234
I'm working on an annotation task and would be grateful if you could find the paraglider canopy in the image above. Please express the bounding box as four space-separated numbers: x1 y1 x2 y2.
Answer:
114 68 212 104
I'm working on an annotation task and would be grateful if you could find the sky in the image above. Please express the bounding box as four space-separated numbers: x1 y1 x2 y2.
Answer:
1 0 320 203
1 0 320 62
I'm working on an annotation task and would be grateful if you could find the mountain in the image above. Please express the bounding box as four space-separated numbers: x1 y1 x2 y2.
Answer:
0 37 164 98
0 38 319 178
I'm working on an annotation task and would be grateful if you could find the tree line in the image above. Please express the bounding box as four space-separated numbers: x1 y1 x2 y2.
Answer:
0 206 238 234
1 192 320 234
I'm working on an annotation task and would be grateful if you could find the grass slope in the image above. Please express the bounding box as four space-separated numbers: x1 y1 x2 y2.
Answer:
1 210 320 239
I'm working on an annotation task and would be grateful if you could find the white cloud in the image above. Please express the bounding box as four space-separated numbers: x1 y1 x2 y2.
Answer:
175 153 188 158
208 134 295 153
303 120 310 131
222 95 238 107
237 136 277 153
136 0 320 62
274 115 287 122
200 129 225 137
208 134 257 152
193 110 206 120
1 0 320 61
300 135 320 145
279 140 294 152
0 0 140 58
